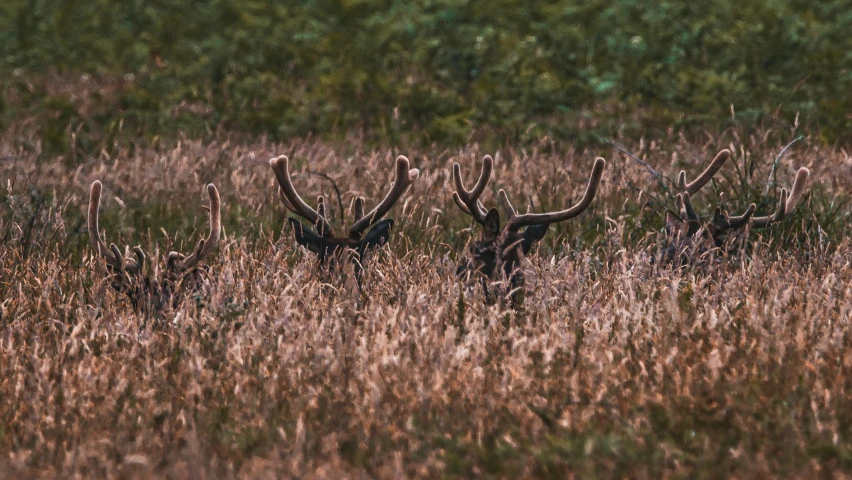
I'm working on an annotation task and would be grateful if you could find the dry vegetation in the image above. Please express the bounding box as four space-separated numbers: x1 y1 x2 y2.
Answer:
1 120 852 478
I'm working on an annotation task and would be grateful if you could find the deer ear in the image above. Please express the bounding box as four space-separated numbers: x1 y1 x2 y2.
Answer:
711 207 730 231
665 211 686 237
361 219 394 250
483 208 501 241
289 218 324 253
521 224 549 254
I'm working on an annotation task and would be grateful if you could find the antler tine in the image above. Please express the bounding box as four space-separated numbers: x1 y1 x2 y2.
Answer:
88 181 123 269
785 167 809 212
353 197 365 223
316 196 326 217
126 246 146 275
316 196 330 236
752 167 808 228
506 157 606 231
452 193 487 217
349 155 419 238
497 189 516 219
270 155 334 236
174 184 221 271
752 188 788 228
722 203 757 230
683 149 730 195
680 192 699 223
451 155 493 224
677 171 688 192
107 244 125 272
677 191 701 237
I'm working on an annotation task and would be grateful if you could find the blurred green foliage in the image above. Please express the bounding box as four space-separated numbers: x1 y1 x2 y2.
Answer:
1 0 850 148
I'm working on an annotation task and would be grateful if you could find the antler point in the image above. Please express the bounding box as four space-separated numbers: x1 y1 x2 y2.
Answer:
269 155 288 167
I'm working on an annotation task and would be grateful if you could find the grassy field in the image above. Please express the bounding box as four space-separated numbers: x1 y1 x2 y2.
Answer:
2 1 850 476
2 110 851 477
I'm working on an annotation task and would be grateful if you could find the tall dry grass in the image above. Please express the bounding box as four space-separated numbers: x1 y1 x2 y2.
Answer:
1 124 851 477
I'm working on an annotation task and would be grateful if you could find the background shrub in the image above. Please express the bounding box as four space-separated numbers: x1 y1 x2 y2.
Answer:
2 0 850 148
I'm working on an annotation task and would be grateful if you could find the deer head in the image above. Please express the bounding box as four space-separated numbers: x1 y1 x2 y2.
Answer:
270 155 419 273
664 149 810 261
88 181 221 314
452 154 606 303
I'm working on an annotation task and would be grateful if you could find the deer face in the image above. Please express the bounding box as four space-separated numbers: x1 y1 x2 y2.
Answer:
706 207 751 249
663 194 757 263
88 181 221 315
271 155 418 277
288 217 393 264
452 155 605 304
458 209 548 279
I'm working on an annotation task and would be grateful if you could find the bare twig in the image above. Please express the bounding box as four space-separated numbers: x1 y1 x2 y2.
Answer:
597 176 667 213
764 135 803 195
600 137 673 191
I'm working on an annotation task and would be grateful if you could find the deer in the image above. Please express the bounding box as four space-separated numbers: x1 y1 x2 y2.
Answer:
452 154 606 304
663 149 810 264
88 181 221 315
269 154 419 277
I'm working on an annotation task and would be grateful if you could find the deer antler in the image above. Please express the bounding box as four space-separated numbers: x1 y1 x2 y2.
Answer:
785 167 810 212
168 184 221 271
679 192 699 223
712 204 757 230
677 192 702 236
353 197 365 223
752 166 809 228
452 155 492 224
679 190 756 232
88 181 146 286
675 149 759 234
88 180 222 313
349 155 419 238
677 149 730 195
502 157 606 231
671 149 731 235
270 155 334 237
88 181 121 268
